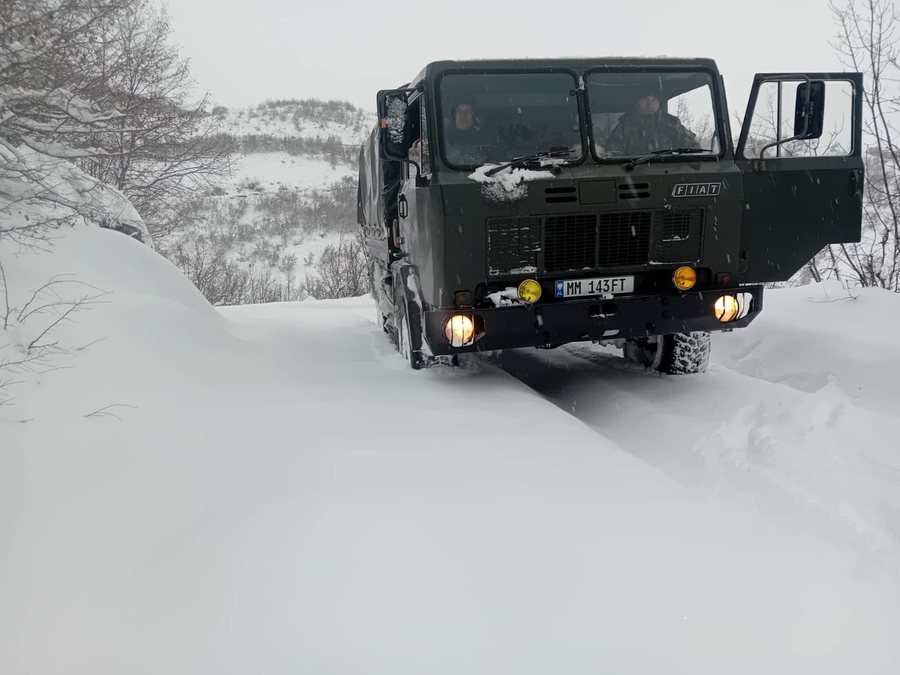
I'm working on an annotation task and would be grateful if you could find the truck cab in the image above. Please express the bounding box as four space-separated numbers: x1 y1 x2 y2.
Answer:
358 58 863 372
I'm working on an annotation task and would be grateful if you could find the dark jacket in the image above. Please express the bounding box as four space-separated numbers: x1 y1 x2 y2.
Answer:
605 111 699 156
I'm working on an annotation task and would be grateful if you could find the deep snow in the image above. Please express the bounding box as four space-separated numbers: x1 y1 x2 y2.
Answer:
3 227 900 675
233 152 354 192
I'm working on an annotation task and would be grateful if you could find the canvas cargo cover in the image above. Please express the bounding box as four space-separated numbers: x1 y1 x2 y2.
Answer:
357 126 401 234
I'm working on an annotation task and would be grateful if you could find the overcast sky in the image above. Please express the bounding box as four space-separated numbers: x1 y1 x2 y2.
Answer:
166 0 845 113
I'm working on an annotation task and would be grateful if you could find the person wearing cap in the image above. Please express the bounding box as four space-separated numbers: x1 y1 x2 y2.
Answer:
604 88 699 157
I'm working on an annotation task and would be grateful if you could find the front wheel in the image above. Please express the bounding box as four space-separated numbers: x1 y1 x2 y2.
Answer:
623 331 711 375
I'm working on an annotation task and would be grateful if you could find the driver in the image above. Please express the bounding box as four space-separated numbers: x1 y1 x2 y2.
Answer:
445 102 490 163
605 87 699 156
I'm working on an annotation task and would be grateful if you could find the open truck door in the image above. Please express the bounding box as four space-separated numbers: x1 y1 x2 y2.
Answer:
736 72 864 283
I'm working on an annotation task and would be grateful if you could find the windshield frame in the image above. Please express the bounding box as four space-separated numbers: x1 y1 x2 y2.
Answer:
434 67 589 172
583 65 729 166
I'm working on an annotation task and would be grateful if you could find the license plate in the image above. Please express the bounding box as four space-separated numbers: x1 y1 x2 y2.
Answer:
554 276 634 298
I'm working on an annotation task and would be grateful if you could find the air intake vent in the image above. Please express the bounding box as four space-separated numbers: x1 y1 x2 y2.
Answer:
544 214 597 273
596 211 652 267
545 186 577 204
662 211 694 241
618 182 651 200
651 209 704 263
486 217 542 276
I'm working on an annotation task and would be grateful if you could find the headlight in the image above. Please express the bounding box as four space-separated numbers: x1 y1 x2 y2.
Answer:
443 314 476 347
672 266 697 291
715 293 753 322
715 295 740 322
517 279 542 304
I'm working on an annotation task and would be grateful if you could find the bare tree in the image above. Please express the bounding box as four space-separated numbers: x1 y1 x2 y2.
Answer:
1 0 232 246
74 0 234 242
826 0 900 290
0 0 133 245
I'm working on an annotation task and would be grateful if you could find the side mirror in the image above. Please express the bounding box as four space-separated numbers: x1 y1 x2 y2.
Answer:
793 81 825 140
377 89 412 161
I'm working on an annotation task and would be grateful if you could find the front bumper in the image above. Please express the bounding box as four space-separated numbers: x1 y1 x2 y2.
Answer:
422 286 763 355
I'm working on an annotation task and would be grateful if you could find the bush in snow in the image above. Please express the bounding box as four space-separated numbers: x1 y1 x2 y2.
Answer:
0 265 109 405
302 236 370 300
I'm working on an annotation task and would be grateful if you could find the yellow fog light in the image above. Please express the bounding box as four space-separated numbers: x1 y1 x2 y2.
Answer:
517 279 542 304
715 295 740 322
673 266 697 291
443 314 476 347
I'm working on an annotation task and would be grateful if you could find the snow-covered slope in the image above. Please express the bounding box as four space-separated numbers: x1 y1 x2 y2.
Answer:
170 99 372 295
3 226 900 674
233 152 354 191
217 98 369 194
216 99 371 143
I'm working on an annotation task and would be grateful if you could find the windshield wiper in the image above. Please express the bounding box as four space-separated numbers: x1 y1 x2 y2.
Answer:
484 148 575 177
624 147 712 171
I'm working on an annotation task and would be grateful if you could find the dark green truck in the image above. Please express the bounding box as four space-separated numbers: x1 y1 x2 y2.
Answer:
358 58 863 372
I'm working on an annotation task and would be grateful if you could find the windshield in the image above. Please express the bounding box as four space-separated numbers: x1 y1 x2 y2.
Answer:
438 72 583 168
586 71 721 159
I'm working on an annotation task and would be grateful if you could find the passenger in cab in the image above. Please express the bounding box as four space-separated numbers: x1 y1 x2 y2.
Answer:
605 87 699 156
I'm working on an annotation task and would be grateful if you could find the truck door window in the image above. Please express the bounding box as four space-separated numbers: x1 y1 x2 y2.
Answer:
586 71 720 160
742 80 854 159
438 72 583 169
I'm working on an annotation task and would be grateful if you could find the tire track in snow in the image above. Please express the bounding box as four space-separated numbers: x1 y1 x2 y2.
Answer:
491 342 900 573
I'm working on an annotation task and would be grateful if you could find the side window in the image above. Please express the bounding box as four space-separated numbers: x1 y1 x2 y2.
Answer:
743 80 854 159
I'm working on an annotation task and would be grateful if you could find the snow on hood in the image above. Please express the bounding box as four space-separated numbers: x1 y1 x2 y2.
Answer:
0 145 150 245
468 164 555 202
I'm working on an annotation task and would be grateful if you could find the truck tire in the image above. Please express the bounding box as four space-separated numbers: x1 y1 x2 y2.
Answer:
623 332 711 375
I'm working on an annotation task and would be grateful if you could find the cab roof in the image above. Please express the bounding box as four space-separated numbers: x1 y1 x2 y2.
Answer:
406 57 720 85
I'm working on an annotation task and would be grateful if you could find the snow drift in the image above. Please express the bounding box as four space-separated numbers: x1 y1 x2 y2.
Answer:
0 146 149 244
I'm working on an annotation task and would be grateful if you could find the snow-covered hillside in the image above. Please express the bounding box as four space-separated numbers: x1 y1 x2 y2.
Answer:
215 99 371 143
3 226 900 675
232 152 355 191
164 99 372 302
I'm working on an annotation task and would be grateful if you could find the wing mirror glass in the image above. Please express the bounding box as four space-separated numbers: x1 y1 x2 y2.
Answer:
377 90 411 161
793 80 826 140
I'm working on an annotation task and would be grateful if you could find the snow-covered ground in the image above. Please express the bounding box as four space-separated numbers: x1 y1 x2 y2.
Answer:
3 227 900 674
231 152 355 193
216 104 370 143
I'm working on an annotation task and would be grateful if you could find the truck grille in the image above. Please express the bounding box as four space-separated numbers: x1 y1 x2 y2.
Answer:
544 211 651 272
597 211 652 267
651 210 704 263
544 214 597 273
486 216 542 276
486 209 703 276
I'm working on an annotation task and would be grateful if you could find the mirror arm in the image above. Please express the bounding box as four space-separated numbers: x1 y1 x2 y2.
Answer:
386 156 422 181
407 158 422 180
757 74 812 159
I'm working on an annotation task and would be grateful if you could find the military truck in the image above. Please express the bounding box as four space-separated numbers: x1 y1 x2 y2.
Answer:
358 59 863 372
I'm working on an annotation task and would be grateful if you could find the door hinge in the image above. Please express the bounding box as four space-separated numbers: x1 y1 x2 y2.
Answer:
850 169 863 197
